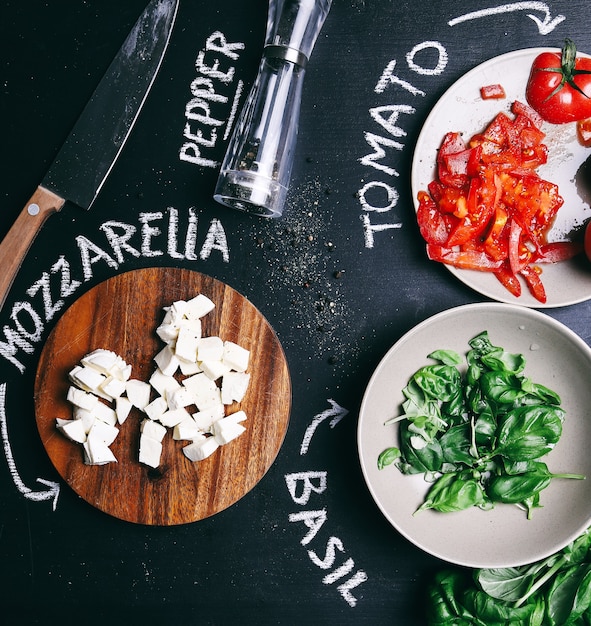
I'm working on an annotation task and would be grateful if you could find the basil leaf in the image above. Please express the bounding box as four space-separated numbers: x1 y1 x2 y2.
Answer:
480 370 528 407
487 473 552 504
428 348 463 366
547 563 591 624
416 472 486 514
377 447 400 470
439 425 475 466
497 405 564 461
414 364 462 402
399 422 443 474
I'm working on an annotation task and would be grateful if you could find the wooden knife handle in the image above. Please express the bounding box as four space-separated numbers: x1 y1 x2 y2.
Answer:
0 186 65 311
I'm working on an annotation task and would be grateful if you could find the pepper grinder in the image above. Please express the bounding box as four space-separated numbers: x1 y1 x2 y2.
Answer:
213 0 332 218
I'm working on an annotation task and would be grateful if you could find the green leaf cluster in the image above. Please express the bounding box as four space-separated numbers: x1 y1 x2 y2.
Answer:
377 331 583 517
427 527 591 625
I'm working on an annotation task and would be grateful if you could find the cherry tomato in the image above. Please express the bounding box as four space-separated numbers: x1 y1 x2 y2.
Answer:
526 39 591 124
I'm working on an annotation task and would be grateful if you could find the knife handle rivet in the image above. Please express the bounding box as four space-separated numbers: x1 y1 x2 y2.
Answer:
27 204 40 216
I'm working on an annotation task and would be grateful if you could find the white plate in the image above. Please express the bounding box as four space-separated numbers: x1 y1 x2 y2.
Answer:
358 303 591 568
411 48 591 308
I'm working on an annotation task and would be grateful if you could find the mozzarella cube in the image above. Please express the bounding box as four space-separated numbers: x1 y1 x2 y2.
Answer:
185 293 215 319
125 379 151 410
212 417 246 445
166 386 194 411
73 407 98 433
138 434 162 468
196 336 223 362
69 364 107 394
173 418 201 441
174 319 202 363
200 359 230 381
182 436 219 462
67 386 99 411
93 402 118 427
140 418 167 442
222 341 250 373
81 349 119 373
159 407 191 428
155 322 178 344
115 396 133 425
153 345 180 377
144 396 168 422
99 376 127 400
84 434 118 465
221 372 250 404
178 358 201 376
149 368 180 398
183 372 222 410
192 405 225 433
57 418 87 444
88 420 119 446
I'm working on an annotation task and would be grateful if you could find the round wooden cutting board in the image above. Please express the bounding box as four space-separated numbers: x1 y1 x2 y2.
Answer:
34 267 291 525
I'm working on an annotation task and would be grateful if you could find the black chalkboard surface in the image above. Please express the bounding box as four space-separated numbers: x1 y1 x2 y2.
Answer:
2 1 591 624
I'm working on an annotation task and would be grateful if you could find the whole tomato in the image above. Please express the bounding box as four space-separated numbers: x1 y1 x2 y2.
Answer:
526 39 591 124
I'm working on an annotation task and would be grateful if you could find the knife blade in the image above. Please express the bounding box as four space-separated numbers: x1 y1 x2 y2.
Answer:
0 0 179 310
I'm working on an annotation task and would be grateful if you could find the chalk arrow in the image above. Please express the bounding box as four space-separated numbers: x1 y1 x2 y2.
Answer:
448 2 566 35
0 383 60 510
300 399 349 455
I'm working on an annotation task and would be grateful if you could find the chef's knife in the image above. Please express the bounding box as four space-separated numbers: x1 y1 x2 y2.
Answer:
0 0 179 310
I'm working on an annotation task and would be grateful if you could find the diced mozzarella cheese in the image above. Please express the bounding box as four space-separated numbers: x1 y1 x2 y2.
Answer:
200 359 230 381
140 418 167 442
153 345 180 377
155 322 178 344
159 407 191 428
88 420 119 446
83 434 118 465
196 336 223 362
173 418 200 441
184 293 215 319
221 372 250 404
69 365 107 394
115 396 133 425
174 319 202 363
165 386 193 411
125 379 151 410
99 376 127 400
183 372 222 410
192 405 225 432
57 418 87 444
182 436 219 462
67 386 99 411
138 434 162 468
178 358 201 376
212 415 246 445
222 341 250 373
144 396 168 422
93 402 118 427
73 407 98 433
149 368 181 398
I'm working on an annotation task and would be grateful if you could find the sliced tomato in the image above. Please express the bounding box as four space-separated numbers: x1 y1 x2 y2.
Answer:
520 265 547 304
494 264 522 297
480 83 506 100
535 241 583 263
427 244 503 271
417 101 570 303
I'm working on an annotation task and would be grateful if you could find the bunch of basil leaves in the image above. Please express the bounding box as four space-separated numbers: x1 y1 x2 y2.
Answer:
378 331 583 517
427 527 591 624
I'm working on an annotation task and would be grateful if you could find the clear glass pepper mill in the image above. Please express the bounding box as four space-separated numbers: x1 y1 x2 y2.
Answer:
213 0 332 218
